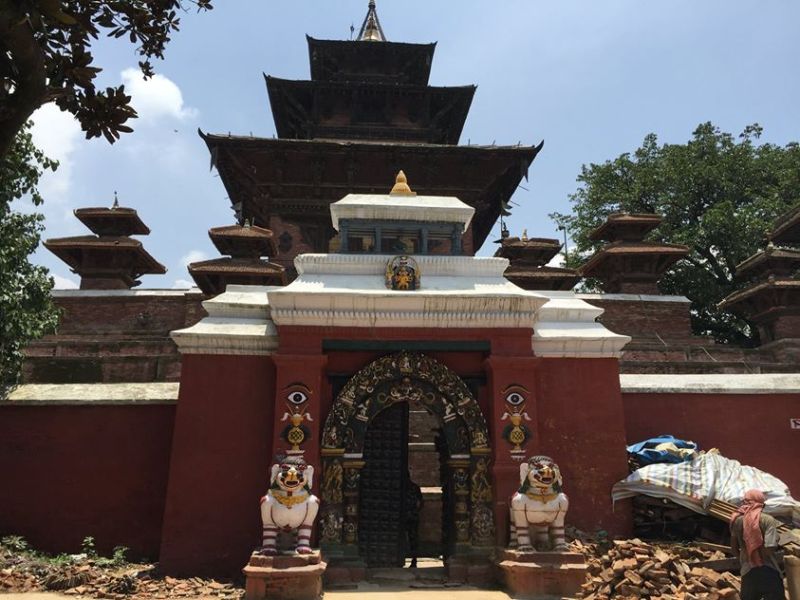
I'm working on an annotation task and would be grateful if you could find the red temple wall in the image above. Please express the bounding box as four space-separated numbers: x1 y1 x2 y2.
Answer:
535 358 633 536
158 354 276 577
0 404 175 559
622 392 800 495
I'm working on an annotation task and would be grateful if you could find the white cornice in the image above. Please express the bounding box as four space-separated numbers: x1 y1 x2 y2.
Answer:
330 193 475 232
170 285 278 355
5 383 179 405
268 254 546 329
620 373 800 394
532 291 631 358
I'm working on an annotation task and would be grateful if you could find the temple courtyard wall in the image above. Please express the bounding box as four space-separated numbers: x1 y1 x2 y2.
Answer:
2 372 798 577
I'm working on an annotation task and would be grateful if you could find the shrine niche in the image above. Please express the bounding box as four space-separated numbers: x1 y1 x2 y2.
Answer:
384 255 421 290
319 351 494 564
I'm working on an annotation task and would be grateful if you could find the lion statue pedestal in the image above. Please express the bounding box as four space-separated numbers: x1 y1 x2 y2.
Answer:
243 457 326 600
497 455 587 600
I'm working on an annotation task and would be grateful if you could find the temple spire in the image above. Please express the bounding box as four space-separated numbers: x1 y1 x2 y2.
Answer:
357 0 386 42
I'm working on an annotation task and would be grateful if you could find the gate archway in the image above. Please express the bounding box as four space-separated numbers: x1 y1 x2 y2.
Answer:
318 351 495 562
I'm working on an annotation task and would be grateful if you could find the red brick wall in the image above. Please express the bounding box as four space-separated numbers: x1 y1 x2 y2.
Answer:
23 292 205 384
0 404 175 559
623 392 800 496
585 297 694 342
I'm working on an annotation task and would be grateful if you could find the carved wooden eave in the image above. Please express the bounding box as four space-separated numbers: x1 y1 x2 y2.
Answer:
74 207 150 236
265 76 475 144
718 278 800 323
306 36 436 85
770 203 800 245
200 132 542 252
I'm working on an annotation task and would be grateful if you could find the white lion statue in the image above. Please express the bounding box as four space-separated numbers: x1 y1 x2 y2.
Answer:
509 455 569 551
259 456 319 555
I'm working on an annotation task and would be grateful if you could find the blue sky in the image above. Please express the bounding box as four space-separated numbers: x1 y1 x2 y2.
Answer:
27 1 800 289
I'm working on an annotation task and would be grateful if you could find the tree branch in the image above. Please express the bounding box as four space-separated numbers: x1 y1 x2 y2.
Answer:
0 7 49 158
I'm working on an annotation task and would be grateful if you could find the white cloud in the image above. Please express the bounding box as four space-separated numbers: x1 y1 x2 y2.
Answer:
121 68 198 122
29 103 83 200
172 278 195 289
180 249 208 266
51 273 79 289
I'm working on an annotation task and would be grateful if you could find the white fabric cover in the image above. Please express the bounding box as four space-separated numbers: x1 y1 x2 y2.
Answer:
612 452 800 523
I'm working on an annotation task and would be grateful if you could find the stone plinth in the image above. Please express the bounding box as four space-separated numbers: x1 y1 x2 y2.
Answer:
497 550 587 599
243 551 326 600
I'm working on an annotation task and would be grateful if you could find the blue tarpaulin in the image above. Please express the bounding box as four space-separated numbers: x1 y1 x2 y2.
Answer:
627 435 698 466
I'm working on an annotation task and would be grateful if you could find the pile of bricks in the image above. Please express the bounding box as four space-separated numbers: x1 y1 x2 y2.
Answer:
573 538 741 599
1 547 243 600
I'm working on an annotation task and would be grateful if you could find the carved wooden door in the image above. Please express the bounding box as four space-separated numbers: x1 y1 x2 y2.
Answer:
358 401 409 568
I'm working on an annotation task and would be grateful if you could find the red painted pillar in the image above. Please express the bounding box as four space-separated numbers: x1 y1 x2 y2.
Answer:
485 355 539 546
536 358 632 536
159 354 276 577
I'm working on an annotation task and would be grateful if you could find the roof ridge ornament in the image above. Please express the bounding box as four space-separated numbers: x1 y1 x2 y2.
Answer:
389 170 416 196
357 0 386 42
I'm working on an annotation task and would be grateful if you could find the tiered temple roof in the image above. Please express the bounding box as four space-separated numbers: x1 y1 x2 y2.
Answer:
719 204 800 344
580 213 689 294
203 1 541 276
44 199 165 289
188 224 286 295
494 235 580 291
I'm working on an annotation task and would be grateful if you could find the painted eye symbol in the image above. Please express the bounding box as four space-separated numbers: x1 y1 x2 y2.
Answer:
287 391 308 404
505 392 524 405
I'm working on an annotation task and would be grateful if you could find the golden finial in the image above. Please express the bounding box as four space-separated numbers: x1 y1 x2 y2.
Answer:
521 228 528 241
390 170 416 196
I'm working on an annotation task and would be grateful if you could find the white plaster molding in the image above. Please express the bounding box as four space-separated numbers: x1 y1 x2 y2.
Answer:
170 285 279 355
577 293 691 304
620 374 800 395
53 288 200 298
268 254 546 329
533 291 631 358
330 193 474 232
4 383 179 405
295 253 509 277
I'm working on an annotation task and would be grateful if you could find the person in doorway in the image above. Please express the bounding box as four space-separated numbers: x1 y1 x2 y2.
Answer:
405 473 423 568
730 489 785 600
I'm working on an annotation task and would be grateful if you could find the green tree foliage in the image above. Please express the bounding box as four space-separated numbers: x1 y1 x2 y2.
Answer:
551 123 800 346
0 0 213 159
0 122 60 397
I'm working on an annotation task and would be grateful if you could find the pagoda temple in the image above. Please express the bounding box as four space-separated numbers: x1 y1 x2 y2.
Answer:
719 205 800 344
580 213 689 294
188 223 287 295
201 1 541 276
44 197 166 290
494 233 581 291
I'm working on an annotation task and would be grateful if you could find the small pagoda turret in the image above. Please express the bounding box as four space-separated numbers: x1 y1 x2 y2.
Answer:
44 196 166 289
494 232 580 290
719 204 800 343
579 213 689 294
187 222 287 295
